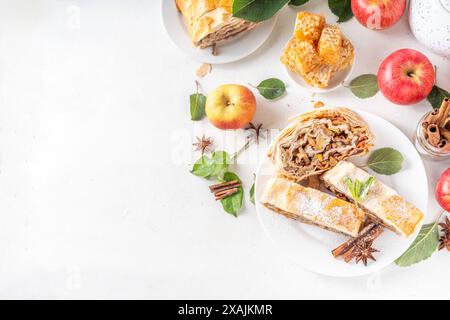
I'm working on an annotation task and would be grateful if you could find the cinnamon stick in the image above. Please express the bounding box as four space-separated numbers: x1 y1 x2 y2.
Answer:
209 180 240 192
438 98 450 128
215 188 238 200
427 124 441 147
442 129 450 141
332 223 384 259
438 138 450 152
424 108 440 125
332 223 376 258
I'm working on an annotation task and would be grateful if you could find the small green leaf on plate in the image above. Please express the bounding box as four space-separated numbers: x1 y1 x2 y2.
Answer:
427 85 450 109
220 172 244 217
395 222 440 267
344 176 375 203
348 74 379 99
328 0 353 23
289 0 309 5
232 0 290 22
190 93 207 121
256 78 286 100
368 148 404 175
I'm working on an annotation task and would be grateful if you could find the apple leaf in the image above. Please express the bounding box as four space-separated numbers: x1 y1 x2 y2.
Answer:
191 151 231 179
348 74 379 99
328 0 353 23
395 222 440 267
427 85 450 109
367 148 404 175
220 172 244 217
190 93 206 121
289 0 309 5
232 0 290 22
256 78 286 100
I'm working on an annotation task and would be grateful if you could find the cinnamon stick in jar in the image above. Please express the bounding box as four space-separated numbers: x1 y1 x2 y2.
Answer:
422 98 450 152
427 124 441 147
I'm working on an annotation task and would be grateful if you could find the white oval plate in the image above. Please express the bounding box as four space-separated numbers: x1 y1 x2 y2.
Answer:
255 110 428 277
284 54 355 93
161 0 278 64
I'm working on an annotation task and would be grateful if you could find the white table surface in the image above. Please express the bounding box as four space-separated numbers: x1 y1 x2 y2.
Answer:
0 0 448 300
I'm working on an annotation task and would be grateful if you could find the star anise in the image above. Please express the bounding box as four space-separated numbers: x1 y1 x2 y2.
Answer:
439 217 450 252
245 122 265 144
193 135 214 155
352 241 379 266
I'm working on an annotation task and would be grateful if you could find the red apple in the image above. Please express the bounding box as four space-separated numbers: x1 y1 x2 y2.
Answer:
436 168 450 213
206 85 256 130
377 49 435 105
351 0 406 30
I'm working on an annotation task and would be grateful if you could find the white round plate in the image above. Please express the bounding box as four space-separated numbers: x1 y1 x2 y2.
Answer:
284 58 355 93
255 110 428 277
161 0 278 64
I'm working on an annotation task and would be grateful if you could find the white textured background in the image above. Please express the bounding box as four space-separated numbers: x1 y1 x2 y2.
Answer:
0 0 448 299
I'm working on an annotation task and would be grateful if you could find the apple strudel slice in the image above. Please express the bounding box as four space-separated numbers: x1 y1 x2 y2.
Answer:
175 0 258 49
268 107 374 183
261 177 365 237
322 161 424 237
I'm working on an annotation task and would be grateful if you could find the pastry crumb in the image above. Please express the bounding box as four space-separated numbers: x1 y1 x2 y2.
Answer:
314 101 325 108
196 63 212 78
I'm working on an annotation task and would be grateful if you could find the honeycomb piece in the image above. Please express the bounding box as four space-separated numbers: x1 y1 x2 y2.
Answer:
281 38 321 75
336 38 355 71
318 25 343 65
302 63 335 89
294 11 325 41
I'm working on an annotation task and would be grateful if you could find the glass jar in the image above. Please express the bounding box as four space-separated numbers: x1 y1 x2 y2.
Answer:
414 112 450 161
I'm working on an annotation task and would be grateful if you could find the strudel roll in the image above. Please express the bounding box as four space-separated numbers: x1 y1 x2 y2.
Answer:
175 0 258 48
261 177 365 237
268 108 374 182
322 161 424 237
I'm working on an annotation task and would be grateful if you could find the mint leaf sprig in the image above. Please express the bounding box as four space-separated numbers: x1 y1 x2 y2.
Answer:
344 176 376 204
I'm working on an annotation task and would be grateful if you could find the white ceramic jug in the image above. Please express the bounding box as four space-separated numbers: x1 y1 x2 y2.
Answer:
409 0 450 58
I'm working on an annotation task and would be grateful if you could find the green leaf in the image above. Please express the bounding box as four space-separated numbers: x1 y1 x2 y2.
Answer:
348 74 379 99
289 0 309 5
250 174 255 205
220 172 244 217
328 0 353 23
232 0 290 22
211 151 231 178
427 85 450 109
368 148 404 175
191 156 215 178
190 93 206 121
395 222 440 267
191 151 231 179
360 176 375 200
256 78 286 100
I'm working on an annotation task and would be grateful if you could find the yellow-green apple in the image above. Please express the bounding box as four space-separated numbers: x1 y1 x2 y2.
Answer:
377 49 435 105
436 168 450 213
206 85 256 130
351 0 406 30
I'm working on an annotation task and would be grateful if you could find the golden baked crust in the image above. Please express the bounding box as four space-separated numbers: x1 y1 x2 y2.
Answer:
268 108 374 182
261 177 364 237
175 0 257 48
322 161 424 237
294 12 325 41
